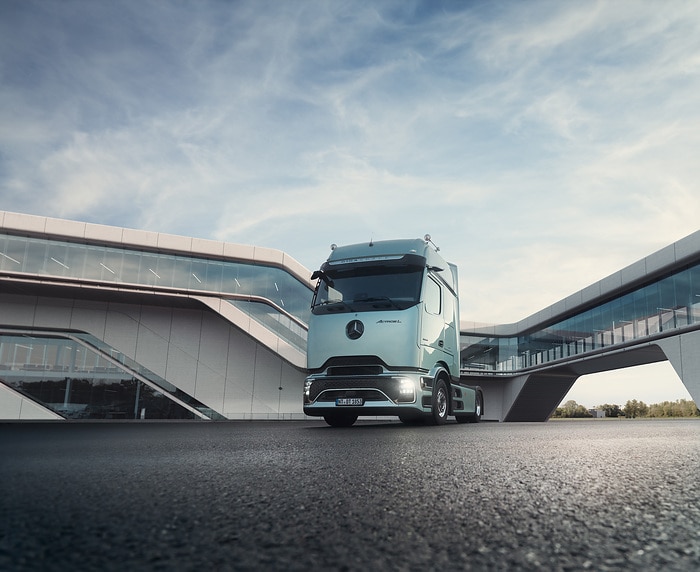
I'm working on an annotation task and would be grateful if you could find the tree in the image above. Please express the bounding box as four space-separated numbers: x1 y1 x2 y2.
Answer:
623 399 649 418
597 403 623 418
555 400 592 418
648 399 700 418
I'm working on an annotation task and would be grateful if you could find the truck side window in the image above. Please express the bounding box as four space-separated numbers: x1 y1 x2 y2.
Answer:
443 287 453 319
425 277 441 315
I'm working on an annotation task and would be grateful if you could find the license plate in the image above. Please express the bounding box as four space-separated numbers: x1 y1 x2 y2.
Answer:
336 397 364 406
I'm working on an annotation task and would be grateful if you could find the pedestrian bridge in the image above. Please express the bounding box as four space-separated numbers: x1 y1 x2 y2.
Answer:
460 230 700 421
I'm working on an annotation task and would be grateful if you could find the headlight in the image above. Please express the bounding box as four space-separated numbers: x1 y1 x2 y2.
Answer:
397 378 415 402
398 378 413 394
304 379 313 398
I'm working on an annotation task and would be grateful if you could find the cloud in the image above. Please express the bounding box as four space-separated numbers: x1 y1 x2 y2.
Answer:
1 0 699 406
1 0 699 288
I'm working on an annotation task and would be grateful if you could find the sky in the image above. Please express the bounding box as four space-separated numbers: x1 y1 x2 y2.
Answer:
1 0 699 408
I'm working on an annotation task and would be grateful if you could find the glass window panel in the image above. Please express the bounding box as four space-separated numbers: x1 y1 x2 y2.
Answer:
22 239 47 274
82 246 105 280
632 288 647 323
189 259 207 289
205 261 223 292
120 251 141 283
155 254 177 288
170 257 192 289
673 270 691 326
2 236 26 271
425 277 441 315
0 235 6 270
233 262 253 295
658 276 676 311
47 242 71 277
657 276 677 331
674 268 691 306
249 266 276 300
220 263 239 294
64 242 86 277
140 254 161 285
690 265 700 324
100 249 123 282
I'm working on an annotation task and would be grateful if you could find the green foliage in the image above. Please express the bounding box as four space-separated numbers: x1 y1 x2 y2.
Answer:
552 400 593 418
623 399 649 418
554 399 699 419
647 399 700 418
597 403 623 418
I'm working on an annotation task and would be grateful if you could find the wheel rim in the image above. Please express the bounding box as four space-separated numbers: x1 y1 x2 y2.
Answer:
437 387 447 418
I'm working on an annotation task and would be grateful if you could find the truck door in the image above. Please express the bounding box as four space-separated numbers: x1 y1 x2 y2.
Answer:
441 289 457 358
422 275 444 353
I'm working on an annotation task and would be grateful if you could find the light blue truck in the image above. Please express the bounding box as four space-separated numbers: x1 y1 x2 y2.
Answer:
304 236 483 427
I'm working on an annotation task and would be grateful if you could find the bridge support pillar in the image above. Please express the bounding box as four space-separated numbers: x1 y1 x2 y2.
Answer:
465 369 580 422
502 369 580 422
655 330 700 408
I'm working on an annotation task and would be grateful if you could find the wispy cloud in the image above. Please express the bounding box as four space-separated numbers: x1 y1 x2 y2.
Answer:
1 0 699 320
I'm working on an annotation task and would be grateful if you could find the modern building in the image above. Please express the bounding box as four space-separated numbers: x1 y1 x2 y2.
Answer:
460 229 700 421
1 210 698 421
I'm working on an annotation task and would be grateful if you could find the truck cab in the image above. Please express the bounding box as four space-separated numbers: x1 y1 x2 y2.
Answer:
303 236 483 427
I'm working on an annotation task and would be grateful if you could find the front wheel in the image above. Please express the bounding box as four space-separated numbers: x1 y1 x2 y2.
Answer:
324 414 358 427
429 379 449 425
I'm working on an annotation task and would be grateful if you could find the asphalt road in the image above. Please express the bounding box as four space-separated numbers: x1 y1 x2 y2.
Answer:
1 418 699 571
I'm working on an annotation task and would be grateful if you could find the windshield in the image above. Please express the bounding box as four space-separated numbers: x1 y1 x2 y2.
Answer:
311 263 424 315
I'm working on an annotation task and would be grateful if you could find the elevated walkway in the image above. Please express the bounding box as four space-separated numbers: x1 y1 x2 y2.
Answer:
461 229 700 421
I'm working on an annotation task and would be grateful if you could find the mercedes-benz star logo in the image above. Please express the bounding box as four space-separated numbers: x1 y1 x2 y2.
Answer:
346 320 364 340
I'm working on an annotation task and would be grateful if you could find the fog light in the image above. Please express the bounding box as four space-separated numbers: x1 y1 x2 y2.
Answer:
304 379 313 400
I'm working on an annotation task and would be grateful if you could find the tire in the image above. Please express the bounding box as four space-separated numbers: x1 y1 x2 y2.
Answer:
323 414 358 427
429 379 449 425
470 391 483 423
456 391 482 424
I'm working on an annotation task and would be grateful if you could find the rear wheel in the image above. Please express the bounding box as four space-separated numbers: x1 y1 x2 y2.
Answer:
429 379 449 425
457 392 482 424
323 414 358 427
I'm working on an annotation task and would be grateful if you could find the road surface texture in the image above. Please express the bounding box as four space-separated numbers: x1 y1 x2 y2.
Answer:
1 418 699 571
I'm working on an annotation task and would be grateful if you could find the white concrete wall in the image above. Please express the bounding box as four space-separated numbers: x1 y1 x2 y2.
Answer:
0 383 63 420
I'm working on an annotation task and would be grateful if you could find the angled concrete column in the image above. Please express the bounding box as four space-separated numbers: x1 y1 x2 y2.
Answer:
655 330 700 408
503 369 580 422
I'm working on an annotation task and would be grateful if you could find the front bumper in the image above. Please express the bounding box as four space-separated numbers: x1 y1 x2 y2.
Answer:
303 374 428 417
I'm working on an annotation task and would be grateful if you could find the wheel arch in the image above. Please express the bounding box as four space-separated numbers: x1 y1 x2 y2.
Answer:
428 362 454 414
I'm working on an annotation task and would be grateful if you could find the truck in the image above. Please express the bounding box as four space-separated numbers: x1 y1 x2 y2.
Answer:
303 235 483 427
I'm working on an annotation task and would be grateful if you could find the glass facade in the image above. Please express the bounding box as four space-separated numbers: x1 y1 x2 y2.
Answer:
227 299 308 353
0 330 224 419
0 232 313 351
461 261 700 373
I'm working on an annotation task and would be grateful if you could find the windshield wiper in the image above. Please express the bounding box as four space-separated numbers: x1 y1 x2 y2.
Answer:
313 300 355 312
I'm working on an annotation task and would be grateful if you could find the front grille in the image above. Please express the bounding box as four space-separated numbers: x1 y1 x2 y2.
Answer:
316 390 386 402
